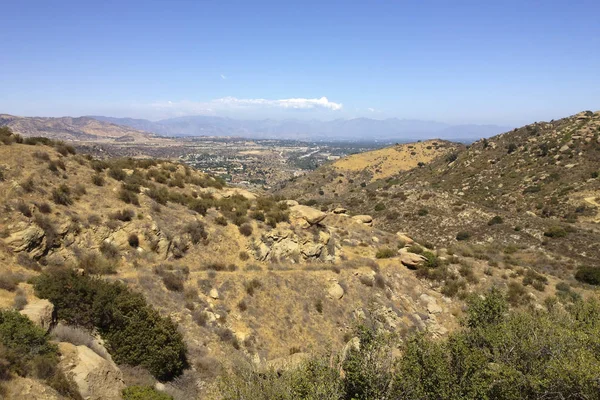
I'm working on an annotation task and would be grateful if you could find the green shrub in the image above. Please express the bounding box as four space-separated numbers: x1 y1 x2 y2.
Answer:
374 202 386 212
575 266 600 285
34 269 187 380
422 251 440 268
544 226 567 238
407 245 423 254
118 188 140 206
108 167 127 181
375 248 396 259
487 215 504 225
184 221 208 244
215 293 600 399
445 152 458 163
52 184 72 205
215 216 228 226
456 231 471 241
123 386 173 400
0 310 58 377
147 186 170 205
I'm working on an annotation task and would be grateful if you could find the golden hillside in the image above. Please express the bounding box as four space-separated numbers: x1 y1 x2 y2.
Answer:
332 139 460 181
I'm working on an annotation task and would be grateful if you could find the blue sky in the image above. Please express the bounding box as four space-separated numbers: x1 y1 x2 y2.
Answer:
1 0 599 125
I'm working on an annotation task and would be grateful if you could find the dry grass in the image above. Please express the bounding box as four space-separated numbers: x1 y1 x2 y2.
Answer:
50 324 111 360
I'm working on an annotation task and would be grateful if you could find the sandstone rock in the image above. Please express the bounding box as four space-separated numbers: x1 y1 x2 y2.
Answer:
290 205 327 225
58 342 125 400
222 189 257 200
20 299 55 332
559 144 570 152
401 252 425 269
396 232 414 245
6 224 45 253
285 200 299 207
318 230 331 244
328 283 344 299
352 215 373 225
301 243 323 258
4 376 62 400
420 293 443 314
209 288 220 299
332 207 347 214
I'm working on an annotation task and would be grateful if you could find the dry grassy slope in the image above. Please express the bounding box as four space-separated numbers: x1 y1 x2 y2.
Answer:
276 139 462 200
0 114 167 143
402 110 600 217
333 139 461 181
0 140 595 398
274 111 600 273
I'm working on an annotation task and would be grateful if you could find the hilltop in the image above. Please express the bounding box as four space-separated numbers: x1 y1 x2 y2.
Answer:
0 114 168 144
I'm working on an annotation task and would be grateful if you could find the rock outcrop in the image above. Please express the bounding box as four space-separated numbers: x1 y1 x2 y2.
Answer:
400 252 426 269
290 205 327 226
352 215 373 226
5 223 46 256
20 299 55 332
58 342 125 400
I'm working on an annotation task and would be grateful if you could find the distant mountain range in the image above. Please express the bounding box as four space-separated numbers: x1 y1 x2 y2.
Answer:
89 115 511 142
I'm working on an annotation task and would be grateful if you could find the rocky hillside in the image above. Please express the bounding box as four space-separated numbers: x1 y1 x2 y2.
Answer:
277 139 462 200
0 127 597 399
0 114 168 144
276 111 600 272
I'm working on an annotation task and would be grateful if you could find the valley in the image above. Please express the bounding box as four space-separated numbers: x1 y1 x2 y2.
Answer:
0 111 599 399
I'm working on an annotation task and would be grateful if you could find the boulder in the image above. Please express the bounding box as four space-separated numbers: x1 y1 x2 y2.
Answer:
352 215 373 225
58 342 125 400
20 299 55 332
6 224 45 253
401 252 425 269
420 294 443 314
332 207 347 214
290 205 327 225
209 288 220 299
328 283 345 299
396 232 414 245
285 200 299 207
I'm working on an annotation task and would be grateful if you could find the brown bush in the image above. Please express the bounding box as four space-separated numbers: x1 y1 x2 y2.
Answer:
184 221 208 244
238 223 253 237
128 233 140 248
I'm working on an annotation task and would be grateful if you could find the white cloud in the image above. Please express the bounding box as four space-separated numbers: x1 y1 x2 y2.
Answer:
220 74 227 80
368 107 375 112
213 96 342 110
145 96 342 116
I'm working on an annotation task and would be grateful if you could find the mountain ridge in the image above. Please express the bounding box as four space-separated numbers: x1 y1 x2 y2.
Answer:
89 114 511 141
0 114 163 143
